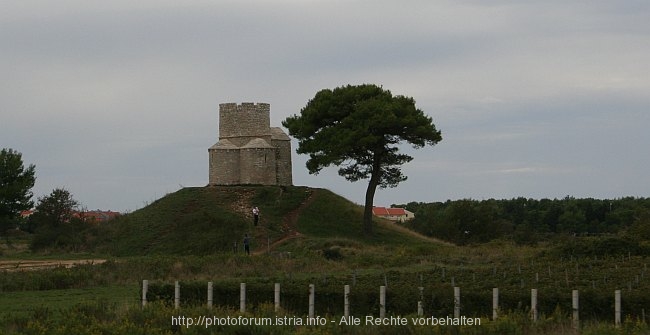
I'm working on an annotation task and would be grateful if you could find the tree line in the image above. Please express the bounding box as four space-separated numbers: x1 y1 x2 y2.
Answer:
396 197 650 247
1 148 95 251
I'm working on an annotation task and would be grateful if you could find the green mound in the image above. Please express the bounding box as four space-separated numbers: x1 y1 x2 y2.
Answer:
94 185 434 256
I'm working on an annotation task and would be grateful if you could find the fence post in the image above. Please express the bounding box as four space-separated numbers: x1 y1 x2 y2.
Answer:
531 289 538 321
492 288 499 320
344 285 350 317
380 286 386 318
207 282 213 309
142 280 148 307
572 290 579 330
309 284 315 319
275 283 281 313
418 286 424 316
240 283 246 313
454 287 460 319
615 290 621 327
174 281 180 310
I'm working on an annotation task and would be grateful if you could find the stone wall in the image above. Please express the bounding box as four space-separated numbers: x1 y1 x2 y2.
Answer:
219 103 271 144
271 127 293 185
208 146 239 185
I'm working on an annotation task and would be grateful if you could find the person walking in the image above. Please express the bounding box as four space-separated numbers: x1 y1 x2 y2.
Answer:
252 206 260 226
243 234 250 255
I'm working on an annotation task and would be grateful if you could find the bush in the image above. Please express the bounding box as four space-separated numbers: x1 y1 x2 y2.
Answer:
551 236 648 258
322 247 343 261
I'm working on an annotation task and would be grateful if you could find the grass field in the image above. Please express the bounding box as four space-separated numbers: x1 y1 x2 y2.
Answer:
1 186 649 334
1 252 648 334
0 284 138 317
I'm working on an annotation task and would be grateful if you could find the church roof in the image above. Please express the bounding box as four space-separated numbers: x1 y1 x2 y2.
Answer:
209 139 238 150
241 138 274 149
270 127 291 141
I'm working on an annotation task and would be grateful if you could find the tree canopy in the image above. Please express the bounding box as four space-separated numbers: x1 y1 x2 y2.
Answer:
398 197 650 253
28 188 86 251
30 188 79 229
0 148 36 233
283 84 442 235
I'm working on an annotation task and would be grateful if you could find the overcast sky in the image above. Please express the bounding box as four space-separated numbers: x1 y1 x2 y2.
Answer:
2 1 649 212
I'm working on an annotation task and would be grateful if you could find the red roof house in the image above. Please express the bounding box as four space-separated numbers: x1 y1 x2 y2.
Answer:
75 210 121 223
372 207 415 222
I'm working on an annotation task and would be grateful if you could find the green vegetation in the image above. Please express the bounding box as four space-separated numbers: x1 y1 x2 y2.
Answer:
2 186 649 334
1 252 649 334
86 185 436 257
283 84 442 235
0 148 36 236
0 284 138 317
27 188 89 251
4 300 648 335
93 186 314 256
145 254 650 320
398 197 650 247
296 189 429 246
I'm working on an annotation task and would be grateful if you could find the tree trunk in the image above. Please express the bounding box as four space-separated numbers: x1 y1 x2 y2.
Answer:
363 167 381 236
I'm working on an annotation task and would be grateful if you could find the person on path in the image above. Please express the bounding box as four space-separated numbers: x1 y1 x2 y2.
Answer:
252 206 260 226
243 234 250 255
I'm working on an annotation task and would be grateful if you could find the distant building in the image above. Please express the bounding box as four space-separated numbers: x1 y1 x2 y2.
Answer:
77 210 121 223
20 209 120 223
372 207 415 222
20 210 34 219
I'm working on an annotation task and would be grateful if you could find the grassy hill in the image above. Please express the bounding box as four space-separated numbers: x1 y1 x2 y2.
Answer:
5 186 650 334
93 185 439 256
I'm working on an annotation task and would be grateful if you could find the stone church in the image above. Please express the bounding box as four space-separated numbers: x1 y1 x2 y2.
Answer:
208 102 292 186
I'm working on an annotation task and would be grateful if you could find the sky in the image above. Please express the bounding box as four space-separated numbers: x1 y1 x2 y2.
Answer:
2 0 649 212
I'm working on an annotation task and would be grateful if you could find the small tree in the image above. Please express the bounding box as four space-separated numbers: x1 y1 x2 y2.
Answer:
283 84 442 235
30 188 79 228
29 188 83 250
0 148 36 235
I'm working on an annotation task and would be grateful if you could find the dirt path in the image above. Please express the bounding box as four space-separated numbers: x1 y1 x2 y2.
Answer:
0 259 106 272
229 188 257 219
252 189 318 255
